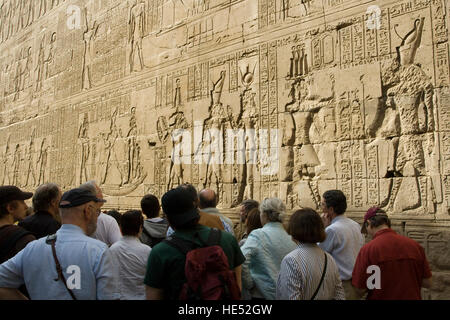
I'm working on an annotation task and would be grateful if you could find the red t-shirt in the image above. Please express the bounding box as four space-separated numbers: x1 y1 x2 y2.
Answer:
352 228 432 300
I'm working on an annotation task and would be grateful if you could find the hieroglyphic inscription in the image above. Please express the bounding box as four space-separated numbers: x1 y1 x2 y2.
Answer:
259 0 268 29
340 26 353 65
435 43 450 87
353 21 365 63
378 8 391 57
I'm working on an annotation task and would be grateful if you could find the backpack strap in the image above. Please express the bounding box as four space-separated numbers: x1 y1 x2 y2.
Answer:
164 236 194 255
310 252 328 300
45 234 77 300
165 228 221 255
206 228 221 246
0 227 31 262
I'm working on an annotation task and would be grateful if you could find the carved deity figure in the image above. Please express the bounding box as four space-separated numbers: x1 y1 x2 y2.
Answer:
82 11 99 90
125 107 141 184
128 1 146 72
381 17 436 212
236 64 259 202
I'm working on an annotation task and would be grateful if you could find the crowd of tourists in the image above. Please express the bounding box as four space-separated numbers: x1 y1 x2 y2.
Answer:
0 181 432 300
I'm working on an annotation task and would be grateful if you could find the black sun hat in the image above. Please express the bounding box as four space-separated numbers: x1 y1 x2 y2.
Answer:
161 188 199 227
0 186 33 205
59 188 106 208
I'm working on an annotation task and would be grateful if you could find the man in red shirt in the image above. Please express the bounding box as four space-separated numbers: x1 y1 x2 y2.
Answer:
352 207 432 299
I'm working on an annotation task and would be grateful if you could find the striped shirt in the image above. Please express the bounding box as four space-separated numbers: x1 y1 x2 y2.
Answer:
276 243 346 300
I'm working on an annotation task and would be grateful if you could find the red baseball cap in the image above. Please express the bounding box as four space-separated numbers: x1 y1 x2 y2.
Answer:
361 206 388 233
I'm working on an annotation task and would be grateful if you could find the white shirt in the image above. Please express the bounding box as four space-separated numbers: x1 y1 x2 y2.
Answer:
93 213 121 246
318 215 365 280
109 236 151 300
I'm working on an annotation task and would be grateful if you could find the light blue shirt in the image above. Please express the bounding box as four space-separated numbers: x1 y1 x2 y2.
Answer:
0 224 119 300
241 222 297 300
318 215 365 280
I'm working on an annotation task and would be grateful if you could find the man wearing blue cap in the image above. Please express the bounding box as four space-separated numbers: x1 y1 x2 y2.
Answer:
0 188 119 300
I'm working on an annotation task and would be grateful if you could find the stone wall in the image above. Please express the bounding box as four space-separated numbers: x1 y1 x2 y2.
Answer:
0 0 449 298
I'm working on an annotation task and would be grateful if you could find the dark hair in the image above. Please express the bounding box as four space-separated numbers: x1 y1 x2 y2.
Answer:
140 194 160 218
167 215 200 230
106 210 122 227
32 183 60 212
177 183 198 204
198 190 217 209
241 200 259 214
322 190 347 215
120 210 144 236
246 208 262 235
368 212 391 229
288 208 326 243
0 201 19 218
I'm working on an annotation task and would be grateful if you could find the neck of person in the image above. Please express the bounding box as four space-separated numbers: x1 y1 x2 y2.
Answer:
61 217 89 235
370 225 389 238
0 214 15 228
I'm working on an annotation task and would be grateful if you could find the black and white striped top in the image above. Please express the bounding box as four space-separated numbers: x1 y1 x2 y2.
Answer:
276 243 346 300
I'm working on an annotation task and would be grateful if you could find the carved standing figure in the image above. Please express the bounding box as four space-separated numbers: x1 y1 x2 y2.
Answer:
35 36 46 92
211 70 226 106
1 135 11 185
128 0 146 72
12 143 21 185
24 128 37 187
82 10 99 90
37 138 48 185
78 114 90 184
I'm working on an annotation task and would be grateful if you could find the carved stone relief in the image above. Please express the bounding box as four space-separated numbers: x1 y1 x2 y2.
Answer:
0 0 450 298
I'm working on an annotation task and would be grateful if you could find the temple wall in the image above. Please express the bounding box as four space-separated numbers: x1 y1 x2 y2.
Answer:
0 0 449 298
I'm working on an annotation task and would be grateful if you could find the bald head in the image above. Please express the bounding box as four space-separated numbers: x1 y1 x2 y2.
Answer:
198 189 217 209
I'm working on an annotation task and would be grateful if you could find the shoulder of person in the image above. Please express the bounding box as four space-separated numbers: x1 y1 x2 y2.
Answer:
98 213 117 224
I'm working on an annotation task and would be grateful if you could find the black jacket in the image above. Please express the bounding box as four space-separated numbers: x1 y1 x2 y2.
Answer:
19 210 61 239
